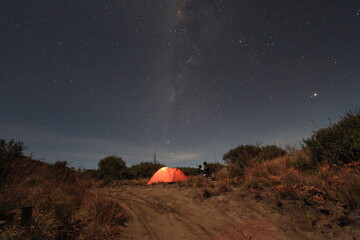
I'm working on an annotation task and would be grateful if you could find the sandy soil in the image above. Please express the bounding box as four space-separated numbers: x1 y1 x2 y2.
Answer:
99 184 359 240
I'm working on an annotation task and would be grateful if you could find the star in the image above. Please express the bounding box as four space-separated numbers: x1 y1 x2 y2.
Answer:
311 92 318 98
0 0 358 169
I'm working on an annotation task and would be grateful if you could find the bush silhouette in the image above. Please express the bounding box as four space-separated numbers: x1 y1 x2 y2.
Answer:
98 155 128 182
0 138 26 183
223 144 286 173
303 108 360 166
50 161 77 183
259 145 286 161
223 145 261 167
178 167 199 176
128 162 165 178
207 162 225 174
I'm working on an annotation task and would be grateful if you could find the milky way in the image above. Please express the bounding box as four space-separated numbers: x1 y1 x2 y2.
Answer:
149 0 223 143
0 0 359 168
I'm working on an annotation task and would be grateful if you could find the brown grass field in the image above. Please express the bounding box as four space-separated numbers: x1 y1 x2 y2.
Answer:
1 151 360 240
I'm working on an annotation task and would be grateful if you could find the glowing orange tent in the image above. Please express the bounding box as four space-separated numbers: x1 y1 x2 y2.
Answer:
146 167 188 185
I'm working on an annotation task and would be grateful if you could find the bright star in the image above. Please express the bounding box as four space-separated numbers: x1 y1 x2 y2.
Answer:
311 92 318 98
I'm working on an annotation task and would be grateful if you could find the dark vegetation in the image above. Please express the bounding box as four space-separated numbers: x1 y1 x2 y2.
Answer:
97 155 128 182
212 108 360 229
0 140 126 239
223 144 286 170
174 109 359 232
180 162 224 177
96 157 165 182
128 161 165 179
0 139 26 183
1 108 359 237
303 108 360 166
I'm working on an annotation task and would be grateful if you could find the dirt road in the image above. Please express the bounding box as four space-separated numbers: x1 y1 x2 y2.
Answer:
99 184 310 240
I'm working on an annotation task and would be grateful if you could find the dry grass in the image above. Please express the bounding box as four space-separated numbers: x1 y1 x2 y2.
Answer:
101 178 149 187
212 180 231 195
0 158 126 240
191 179 234 200
241 151 360 228
77 194 126 240
214 167 229 180
245 152 360 202
176 176 212 188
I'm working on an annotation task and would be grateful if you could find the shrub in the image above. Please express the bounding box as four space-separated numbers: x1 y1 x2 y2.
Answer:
0 185 28 211
129 162 165 179
0 138 26 160
0 142 126 240
291 157 316 172
180 163 224 178
223 144 286 175
337 165 360 210
223 145 261 167
227 163 244 178
302 108 360 166
0 138 26 183
207 162 225 174
178 167 199 176
215 167 229 180
50 161 77 183
258 145 286 162
81 169 98 179
97 155 128 182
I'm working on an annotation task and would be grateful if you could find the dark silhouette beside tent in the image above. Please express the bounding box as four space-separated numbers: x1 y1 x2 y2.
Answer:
146 167 188 185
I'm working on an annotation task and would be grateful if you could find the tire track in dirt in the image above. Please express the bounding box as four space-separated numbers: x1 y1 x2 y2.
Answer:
112 186 217 240
100 185 295 240
116 191 161 240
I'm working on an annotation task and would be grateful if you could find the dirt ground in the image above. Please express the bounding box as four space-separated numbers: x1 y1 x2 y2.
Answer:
98 183 359 240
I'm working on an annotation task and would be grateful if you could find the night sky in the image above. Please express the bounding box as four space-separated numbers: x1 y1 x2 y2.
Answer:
1 1 359 169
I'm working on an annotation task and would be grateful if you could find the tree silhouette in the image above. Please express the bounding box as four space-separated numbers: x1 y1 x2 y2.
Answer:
98 155 128 181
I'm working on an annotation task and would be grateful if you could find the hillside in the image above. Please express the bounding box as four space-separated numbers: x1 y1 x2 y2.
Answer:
1 109 359 239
